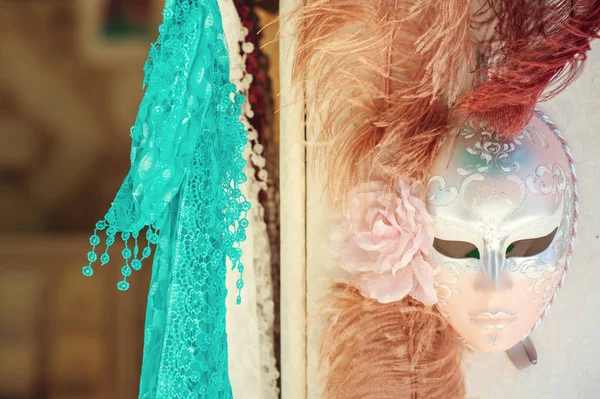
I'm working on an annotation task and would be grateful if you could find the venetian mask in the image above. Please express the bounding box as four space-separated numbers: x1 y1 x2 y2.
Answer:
427 111 577 352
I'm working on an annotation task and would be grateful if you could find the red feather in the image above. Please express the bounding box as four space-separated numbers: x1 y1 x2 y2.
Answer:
459 0 600 136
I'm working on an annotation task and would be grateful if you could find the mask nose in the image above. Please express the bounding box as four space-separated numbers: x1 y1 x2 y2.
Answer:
474 240 513 293
482 241 505 280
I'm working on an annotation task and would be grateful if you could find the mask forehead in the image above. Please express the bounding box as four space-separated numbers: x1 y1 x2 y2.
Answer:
427 115 571 245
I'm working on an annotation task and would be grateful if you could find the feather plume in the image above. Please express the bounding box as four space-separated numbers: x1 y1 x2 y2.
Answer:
292 0 475 202
319 283 466 399
459 0 600 136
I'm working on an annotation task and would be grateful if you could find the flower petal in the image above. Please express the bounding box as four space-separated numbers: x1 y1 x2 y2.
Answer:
358 267 414 304
409 257 438 305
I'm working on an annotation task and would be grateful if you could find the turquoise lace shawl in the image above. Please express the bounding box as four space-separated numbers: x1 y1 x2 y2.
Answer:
83 1 249 397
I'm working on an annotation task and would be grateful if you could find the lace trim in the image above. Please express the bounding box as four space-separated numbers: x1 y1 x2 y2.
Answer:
222 0 279 395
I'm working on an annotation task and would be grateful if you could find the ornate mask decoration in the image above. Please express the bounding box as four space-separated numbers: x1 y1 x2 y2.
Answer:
427 111 578 351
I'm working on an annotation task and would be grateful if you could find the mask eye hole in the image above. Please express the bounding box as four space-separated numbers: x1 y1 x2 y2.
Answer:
506 228 558 258
433 238 479 259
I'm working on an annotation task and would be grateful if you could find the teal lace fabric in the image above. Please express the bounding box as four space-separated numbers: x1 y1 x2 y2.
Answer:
83 0 250 397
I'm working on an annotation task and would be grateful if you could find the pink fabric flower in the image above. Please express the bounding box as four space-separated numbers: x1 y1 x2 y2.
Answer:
330 179 438 305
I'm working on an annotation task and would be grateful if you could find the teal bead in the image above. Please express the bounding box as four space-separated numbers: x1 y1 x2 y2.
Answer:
87 251 98 262
235 278 244 290
122 248 132 259
89 234 100 246
142 247 152 258
149 234 159 244
121 266 132 277
117 280 130 291
131 259 142 271
82 266 93 277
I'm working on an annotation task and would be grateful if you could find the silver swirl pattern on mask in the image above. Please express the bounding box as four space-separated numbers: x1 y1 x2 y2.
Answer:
526 109 579 338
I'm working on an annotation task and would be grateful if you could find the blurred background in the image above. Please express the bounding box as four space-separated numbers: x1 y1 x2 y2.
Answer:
0 1 280 398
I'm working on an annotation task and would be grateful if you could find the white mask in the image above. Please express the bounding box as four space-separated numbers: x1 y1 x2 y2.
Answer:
427 111 578 351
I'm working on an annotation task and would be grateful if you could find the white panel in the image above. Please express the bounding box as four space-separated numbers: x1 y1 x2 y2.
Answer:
280 0 308 397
